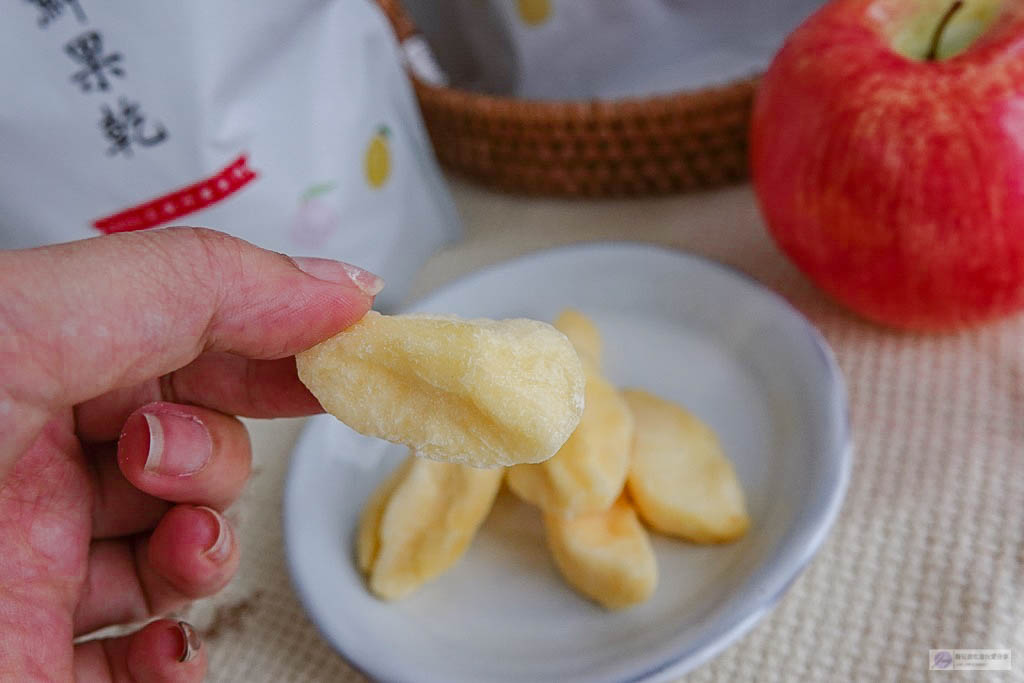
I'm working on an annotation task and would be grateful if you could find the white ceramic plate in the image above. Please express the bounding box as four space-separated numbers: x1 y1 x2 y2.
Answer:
284 243 850 683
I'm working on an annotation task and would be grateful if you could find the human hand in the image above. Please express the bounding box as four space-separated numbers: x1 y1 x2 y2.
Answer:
0 228 381 681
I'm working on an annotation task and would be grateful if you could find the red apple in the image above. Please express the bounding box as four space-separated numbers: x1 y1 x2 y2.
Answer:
751 0 1024 329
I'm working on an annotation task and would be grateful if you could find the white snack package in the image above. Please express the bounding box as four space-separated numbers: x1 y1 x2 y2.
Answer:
0 0 459 310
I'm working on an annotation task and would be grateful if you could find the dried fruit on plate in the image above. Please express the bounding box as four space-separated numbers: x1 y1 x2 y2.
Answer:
623 389 749 543
356 455 503 600
550 309 603 367
507 310 632 516
544 497 658 609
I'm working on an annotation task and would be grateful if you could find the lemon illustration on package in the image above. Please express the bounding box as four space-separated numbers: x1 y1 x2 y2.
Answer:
517 0 552 26
364 126 391 188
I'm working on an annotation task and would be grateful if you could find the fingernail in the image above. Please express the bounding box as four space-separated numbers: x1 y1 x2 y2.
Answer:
341 262 386 297
292 256 385 296
139 409 212 477
175 621 201 663
195 505 232 563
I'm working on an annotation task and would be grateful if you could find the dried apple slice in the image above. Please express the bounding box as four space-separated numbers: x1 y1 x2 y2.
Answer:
623 389 749 543
552 309 603 367
544 497 657 609
297 311 585 468
506 364 632 516
356 455 503 600
506 310 631 516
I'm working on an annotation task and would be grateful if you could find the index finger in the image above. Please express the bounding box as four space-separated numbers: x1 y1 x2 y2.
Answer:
1 227 381 471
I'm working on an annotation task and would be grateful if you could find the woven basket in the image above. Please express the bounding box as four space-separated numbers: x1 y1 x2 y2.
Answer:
377 0 758 197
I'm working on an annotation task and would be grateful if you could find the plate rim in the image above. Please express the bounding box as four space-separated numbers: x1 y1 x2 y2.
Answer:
284 241 851 683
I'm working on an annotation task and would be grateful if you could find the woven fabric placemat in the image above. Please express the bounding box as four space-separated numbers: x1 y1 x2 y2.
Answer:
184 181 1024 682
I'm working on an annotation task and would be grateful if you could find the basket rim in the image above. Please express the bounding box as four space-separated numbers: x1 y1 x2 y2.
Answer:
374 0 755 196
410 74 760 116
378 0 760 116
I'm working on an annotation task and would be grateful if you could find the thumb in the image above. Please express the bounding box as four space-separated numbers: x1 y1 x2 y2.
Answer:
0 227 381 468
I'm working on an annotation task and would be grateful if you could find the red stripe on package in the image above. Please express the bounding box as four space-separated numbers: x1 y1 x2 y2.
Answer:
92 154 258 234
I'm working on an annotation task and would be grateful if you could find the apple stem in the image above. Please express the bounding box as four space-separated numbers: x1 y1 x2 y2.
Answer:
926 0 964 61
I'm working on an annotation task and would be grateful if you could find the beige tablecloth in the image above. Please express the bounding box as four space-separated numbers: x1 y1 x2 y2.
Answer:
186 178 1024 682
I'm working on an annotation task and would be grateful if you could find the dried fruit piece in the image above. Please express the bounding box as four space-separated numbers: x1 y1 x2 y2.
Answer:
506 360 632 517
356 458 413 573
357 455 503 600
544 497 658 609
297 311 585 468
552 309 603 367
623 390 749 543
